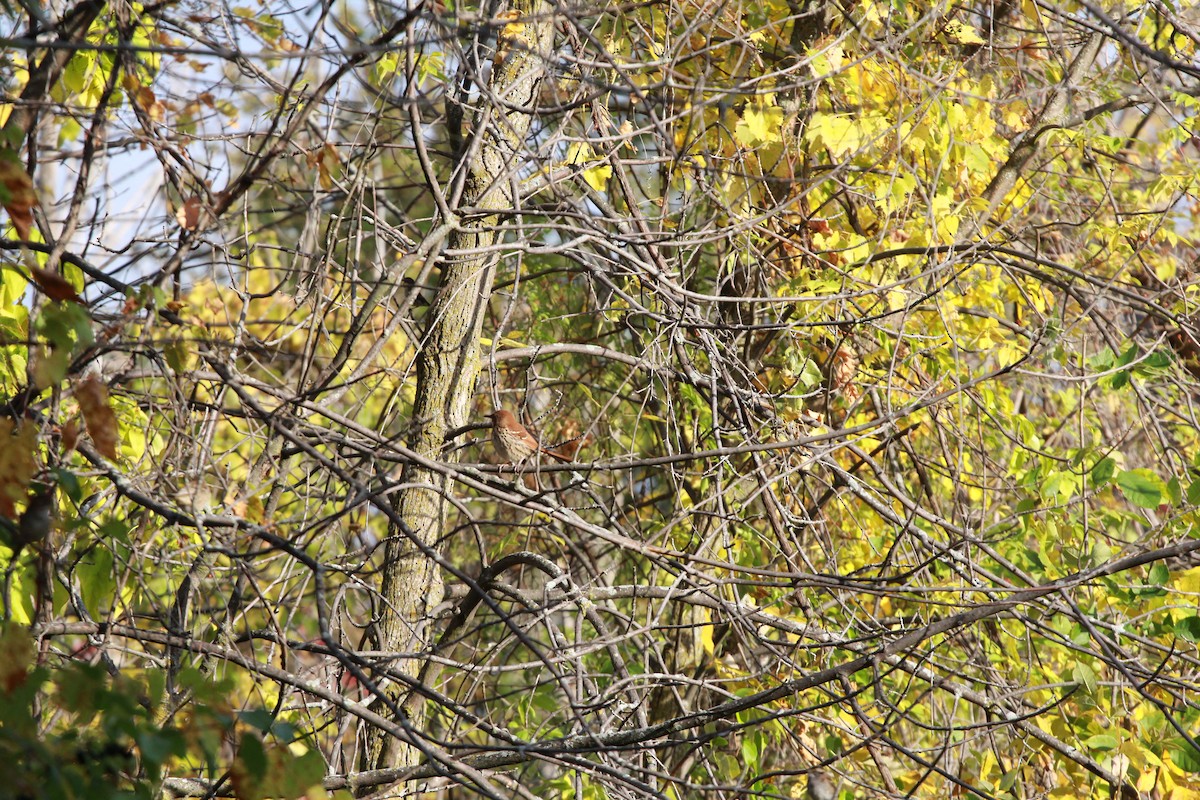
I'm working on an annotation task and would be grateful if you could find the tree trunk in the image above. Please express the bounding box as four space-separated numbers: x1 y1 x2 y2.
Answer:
358 0 555 782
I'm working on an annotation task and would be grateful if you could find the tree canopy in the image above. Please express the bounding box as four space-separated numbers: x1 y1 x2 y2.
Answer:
3 0 1200 797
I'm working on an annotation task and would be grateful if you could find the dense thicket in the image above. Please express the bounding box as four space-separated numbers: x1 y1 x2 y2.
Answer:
3 0 1200 797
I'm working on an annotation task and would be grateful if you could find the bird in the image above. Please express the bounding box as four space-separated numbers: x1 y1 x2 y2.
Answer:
489 409 571 465
806 771 838 800
13 483 53 557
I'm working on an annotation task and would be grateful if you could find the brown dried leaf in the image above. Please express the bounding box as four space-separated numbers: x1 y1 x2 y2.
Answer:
175 195 204 230
0 625 34 694
0 149 36 240
136 85 165 121
829 344 861 401
28 265 84 304
75 375 119 460
317 144 339 190
60 420 79 454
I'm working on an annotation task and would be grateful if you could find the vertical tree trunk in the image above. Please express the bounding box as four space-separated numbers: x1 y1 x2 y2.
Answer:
359 0 555 781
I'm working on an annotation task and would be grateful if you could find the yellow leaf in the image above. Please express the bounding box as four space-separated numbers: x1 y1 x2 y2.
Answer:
583 162 612 192
566 141 595 166
808 41 844 78
945 20 986 45
1002 107 1026 128
978 750 997 781
567 142 611 191
807 112 891 157
1176 567 1200 594
806 113 857 156
5 569 33 623
500 18 525 41
735 99 784 148
700 623 714 655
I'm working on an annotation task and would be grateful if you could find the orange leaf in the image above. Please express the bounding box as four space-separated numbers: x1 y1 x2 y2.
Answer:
75 375 119 460
28 265 84 304
0 149 36 240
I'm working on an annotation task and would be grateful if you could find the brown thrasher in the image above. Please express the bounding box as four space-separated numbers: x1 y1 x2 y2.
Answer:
489 409 571 464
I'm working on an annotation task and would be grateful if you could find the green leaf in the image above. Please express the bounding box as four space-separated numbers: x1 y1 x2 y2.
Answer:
1071 625 1091 647
1039 471 1075 502
741 733 759 764
240 708 276 732
1168 476 1183 506
1089 347 1115 371
62 54 92 93
371 52 399 87
237 733 268 779
1090 457 1115 486
136 728 186 780
1138 350 1173 371
1114 469 1164 509
51 468 82 503
234 739 325 800
99 518 131 544
1175 615 1200 643
282 747 326 795
1133 583 1167 599
1083 733 1118 751
77 547 115 621
1071 661 1097 693
1168 740 1200 772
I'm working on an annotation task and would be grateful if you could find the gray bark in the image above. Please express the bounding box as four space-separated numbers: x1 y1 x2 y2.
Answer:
358 0 556 782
